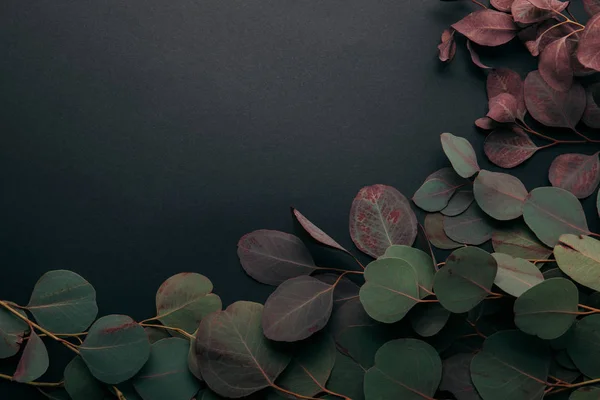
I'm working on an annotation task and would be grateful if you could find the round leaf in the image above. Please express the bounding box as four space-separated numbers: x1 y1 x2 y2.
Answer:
433 247 497 313
13 331 49 383
133 338 201 400
262 275 334 341
195 301 290 398
577 14 600 71
555 234 600 292
424 213 462 250
474 170 528 220
155 273 222 334
237 230 317 286
492 223 552 260
487 93 518 122
349 184 417 258
27 270 97 334
549 153 600 199
444 203 494 245
523 187 589 247
568 315 600 378
441 190 474 216
484 128 539 169
452 10 518 46
64 356 107 400
315 273 360 306
514 278 578 339
440 132 480 178
487 68 526 119
412 168 467 212
471 330 551 400
382 244 435 298
80 315 150 384
364 339 442 400
359 258 420 323
0 307 29 359
492 253 544 297
409 302 451 337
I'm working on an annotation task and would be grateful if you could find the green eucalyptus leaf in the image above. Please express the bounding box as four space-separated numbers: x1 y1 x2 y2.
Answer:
568 315 600 378
424 213 462 250
433 247 497 313
571 387 600 399
555 234 600 292
514 278 578 339
492 253 544 297
471 330 551 400
13 330 49 383
27 270 98 334
188 334 202 381
555 350 578 371
440 132 480 178
440 353 482 400
359 258 420 323
492 223 552 260
64 356 107 400
144 326 170 344
133 338 201 400
195 301 290 398
38 389 72 400
0 307 29 359
412 168 468 212
80 314 150 384
326 351 365 400
549 359 580 384
474 170 528 220
382 244 435 298
444 203 494 245
441 190 474 216
409 302 451 337
155 273 222 334
523 187 590 247
364 339 442 400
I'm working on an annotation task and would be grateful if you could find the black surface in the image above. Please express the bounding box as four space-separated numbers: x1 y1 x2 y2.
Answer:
0 1 597 399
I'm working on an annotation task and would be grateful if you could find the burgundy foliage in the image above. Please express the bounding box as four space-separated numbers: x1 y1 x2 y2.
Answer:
584 0 600 16
583 84 600 128
484 128 539 168
292 208 350 255
467 41 492 69
578 14 600 71
487 93 518 123
491 0 514 12
548 153 600 199
486 68 526 120
539 37 575 92
452 10 518 46
439 29 457 62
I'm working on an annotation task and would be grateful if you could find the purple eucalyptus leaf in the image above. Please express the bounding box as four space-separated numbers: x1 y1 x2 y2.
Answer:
487 68 526 120
475 117 500 130
484 128 540 168
549 152 600 199
539 36 574 92
584 0 600 16
583 83 600 128
439 29 457 62
577 14 600 71
491 0 515 12
487 93 518 123
452 10 518 47
512 0 565 23
467 41 492 69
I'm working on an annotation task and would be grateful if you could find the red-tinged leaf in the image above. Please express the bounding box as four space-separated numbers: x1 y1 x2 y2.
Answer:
484 128 539 168
412 168 468 212
487 68 526 120
524 70 586 128
452 10 518 47
528 0 570 11
292 208 350 254
315 273 360 306
467 41 492 69
13 331 49 383
262 276 334 342
512 0 567 23
237 230 318 286
487 93 518 123
475 117 499 130
577 14 600 71
583 84 600 128
528 21 577 57
439 29 457 62
424 213 462 250
444 203 494 245
549 153 600 199
349 184 417 258
539 37 574 92
584 0 600 16
491 0 515 12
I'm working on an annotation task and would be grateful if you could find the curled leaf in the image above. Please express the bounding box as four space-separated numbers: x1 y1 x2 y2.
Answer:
452 9 518 47
577 14 600 71
549 152 600 199
440 133 480 178
412 167 468 212
484 128 539 168
292 208 350 254
439 28 457 62
475 117 499 130
487 93 518 123
487 68 526 120
467 40 492 69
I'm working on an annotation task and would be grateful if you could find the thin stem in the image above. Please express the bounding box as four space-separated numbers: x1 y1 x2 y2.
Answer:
272 383 321 400
548 375 569 385
113 386 127 400
139 323 195 340
138 317 158 324
572 129 600 143
516 121 587 144
437 262 446 268
0 301 80 354
578 304 600 313
351 255 366 270
418 223 438 271
527 259 555 263
316 267 364 275
471 0 488 8
549 8 586 28
0 373 63 387
298 364 352 400
566 8 578 22
551 377 600 389
419 299 440 303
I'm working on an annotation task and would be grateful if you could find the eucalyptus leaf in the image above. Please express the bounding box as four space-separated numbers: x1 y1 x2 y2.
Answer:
492 223 552 260
325 351 365 400
555 234 600 292
568 315 600 378
571 387 600 399
440 132 480 178
409 302 451 337
382 244 435 298
0 307 29 359
492 253 544 297
444 203 494 245
13 330 49 383
440 353 482 400
424 213 462 250
64 356 107 400
442 190 474 216
412 168 468 212
474 170 528 220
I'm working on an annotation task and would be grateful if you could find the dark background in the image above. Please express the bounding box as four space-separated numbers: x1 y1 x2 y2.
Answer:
0 1 597 398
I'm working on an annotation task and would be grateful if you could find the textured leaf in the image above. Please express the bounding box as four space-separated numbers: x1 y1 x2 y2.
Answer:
549 153 600 199
133 338 200 400
412 167 468 212
155 273 222 334
512 0 567 23
584 0 600 16
540 37 574 92
555 234 600 292
578 14 600 71
467 40 492 69
525 20 575 57
80 315 150 384
424 213 462 250
444 203 494 245
325 351 365 400
487 68 526 120
409 303 451 337
583 83 600 128
237 230 317 286
471 330 550 400
441 190 474 216
275 334 335 397
487 93 518 123
440 133 480 178
474 170 528 221
195 301 290 397
568 315 600 378
27 270 97 334
262 275 333 341
523 187 589 247
492 224 552 260
484 128 538 168
491 0 515 12
364 339 442 400
292 208 350 254
452 10 518 46
492 253 544 297
64 356 108 400
524 70 586 129
571 387 600 399
514 278 578 339
440 353 482 400
13 331 49 383
527 0 570 10
439 28 457 62
0 307 29 359
349 184 417 258
433 247 498 313
382 245 435 298
359 258 419 323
